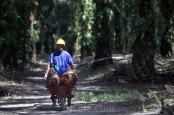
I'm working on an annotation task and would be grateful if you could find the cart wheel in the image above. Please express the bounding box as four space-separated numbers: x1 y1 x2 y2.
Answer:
59 96 66 111
60 104 65 111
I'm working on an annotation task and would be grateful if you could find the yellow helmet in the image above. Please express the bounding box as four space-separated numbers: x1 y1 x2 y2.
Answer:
56 39 65 46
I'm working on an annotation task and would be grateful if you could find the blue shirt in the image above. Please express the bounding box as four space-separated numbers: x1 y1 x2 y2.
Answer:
49 50 73 77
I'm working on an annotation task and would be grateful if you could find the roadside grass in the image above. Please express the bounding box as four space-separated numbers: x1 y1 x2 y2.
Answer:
75 55 174 112
76 89 134 102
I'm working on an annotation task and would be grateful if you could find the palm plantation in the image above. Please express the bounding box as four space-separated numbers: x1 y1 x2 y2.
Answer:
0 0 174 114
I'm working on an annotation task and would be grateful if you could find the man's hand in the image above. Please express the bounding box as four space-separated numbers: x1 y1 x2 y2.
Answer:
44 73 48 80
49 67 54 75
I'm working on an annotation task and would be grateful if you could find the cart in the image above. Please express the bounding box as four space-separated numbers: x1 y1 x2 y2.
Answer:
45 69 78 110
47 85 76 110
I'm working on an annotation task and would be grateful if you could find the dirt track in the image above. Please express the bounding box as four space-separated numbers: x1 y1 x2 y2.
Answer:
0 55 161 115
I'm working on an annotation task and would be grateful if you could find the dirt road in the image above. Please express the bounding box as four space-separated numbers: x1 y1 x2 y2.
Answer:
0 56 161 115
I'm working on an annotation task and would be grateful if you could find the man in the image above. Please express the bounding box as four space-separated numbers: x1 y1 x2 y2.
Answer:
44 38 74 105
44 38 74 79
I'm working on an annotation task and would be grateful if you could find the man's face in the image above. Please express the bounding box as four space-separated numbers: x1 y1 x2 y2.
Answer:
57 44 64 51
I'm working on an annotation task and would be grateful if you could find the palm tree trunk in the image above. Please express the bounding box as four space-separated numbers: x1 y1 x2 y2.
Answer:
93 0 114 68
159 0 174 57
132 0 155 82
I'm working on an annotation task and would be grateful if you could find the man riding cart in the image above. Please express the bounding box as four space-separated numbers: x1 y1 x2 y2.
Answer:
44 38 78 109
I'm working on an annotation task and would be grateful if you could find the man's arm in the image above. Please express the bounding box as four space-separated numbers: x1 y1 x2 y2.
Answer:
44 64 50 80
46 64 51 74
67 53 74 70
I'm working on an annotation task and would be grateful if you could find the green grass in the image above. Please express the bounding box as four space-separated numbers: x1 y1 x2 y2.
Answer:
76 90 134 102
